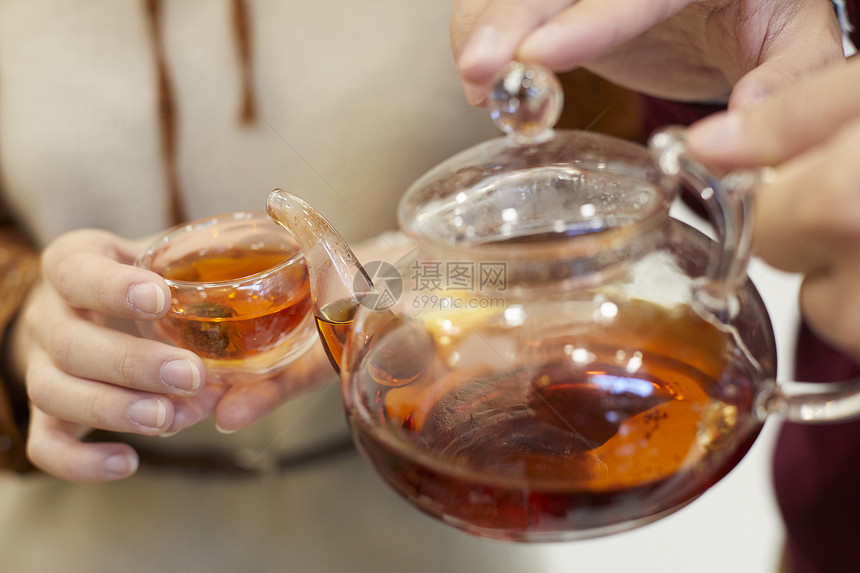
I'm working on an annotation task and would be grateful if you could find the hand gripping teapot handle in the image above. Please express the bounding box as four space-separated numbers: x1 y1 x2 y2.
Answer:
651 126 860 424
649 126 758 316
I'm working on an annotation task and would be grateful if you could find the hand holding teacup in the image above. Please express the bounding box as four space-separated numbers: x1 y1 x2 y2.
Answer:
12 212 328 482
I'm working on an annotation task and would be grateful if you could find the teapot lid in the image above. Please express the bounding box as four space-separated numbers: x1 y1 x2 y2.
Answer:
398 62 674 258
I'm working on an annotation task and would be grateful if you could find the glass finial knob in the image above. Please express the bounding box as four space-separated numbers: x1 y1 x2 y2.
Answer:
488 61 563 141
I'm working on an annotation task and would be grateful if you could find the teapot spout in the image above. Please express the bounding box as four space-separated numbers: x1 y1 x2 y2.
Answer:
266 189 371 372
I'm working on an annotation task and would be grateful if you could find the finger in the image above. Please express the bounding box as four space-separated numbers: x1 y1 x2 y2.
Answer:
42 228 169 319
27 347 174 435
798 264 860 363
45 315 202 396
166 381 227 434
729 62 822 110
214 343 332 432
450 0 493 61
752 118 860 274
687 58 860 168
517 0 689 71
726 1 844 109
26 280 203 395
454 0 571 105
27 409 139 482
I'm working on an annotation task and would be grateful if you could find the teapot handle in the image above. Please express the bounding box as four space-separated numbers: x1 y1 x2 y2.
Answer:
649 126 761 316
651 127 860 424
755 378 860 423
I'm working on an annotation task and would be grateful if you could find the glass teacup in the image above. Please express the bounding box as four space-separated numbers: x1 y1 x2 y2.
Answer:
135 211 316 383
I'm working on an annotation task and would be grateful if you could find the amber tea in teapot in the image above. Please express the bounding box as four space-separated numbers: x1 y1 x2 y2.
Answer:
343 296 759 538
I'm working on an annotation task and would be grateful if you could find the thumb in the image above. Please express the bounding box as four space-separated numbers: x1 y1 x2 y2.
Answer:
728 54 844 111
728 60 811 110
726 4 844 110
687 58 860 170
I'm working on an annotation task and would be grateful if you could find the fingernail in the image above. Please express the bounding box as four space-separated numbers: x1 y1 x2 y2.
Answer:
104 453 138 477
459 26 501 72
160 359 202 393
129 398 168 430
464 81 487 106
215 423 237 435
688 112 741 151
128 283 166 316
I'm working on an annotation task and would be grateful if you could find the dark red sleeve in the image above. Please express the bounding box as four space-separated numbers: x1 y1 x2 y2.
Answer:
638 95 726 137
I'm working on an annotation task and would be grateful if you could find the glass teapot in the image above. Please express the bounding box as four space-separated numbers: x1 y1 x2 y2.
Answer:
266 62 860 542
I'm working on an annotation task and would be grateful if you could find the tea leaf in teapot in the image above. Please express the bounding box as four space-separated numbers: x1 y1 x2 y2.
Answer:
414 359 678 476
529 363 678 452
